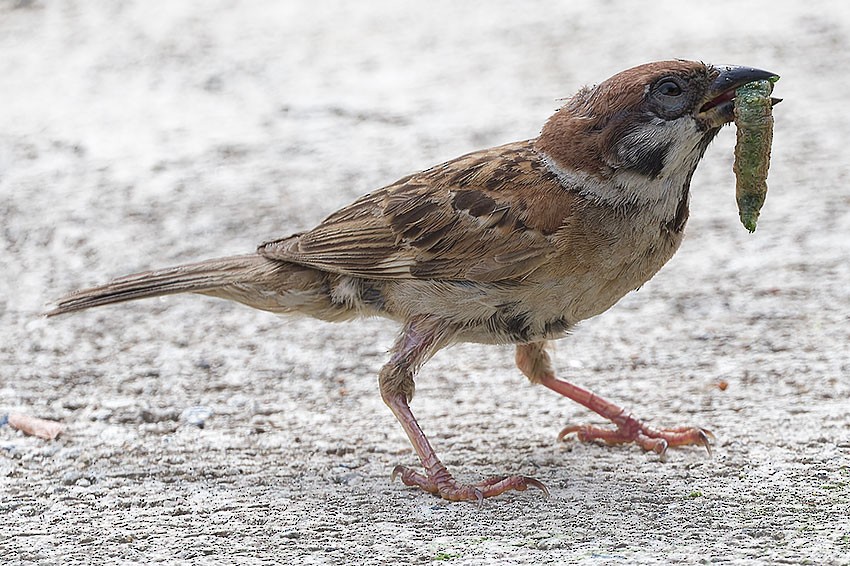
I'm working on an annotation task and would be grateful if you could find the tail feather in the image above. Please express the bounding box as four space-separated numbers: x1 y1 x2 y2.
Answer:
46 254 270 316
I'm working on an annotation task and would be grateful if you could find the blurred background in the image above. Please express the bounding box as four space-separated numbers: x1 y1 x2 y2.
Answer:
1 1 848 563
2 1 848 306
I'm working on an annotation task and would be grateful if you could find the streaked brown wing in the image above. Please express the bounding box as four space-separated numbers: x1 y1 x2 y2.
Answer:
259 141 575 282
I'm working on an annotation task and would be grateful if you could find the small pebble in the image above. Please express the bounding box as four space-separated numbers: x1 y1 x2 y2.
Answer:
61 471 82 486
181 406 213 428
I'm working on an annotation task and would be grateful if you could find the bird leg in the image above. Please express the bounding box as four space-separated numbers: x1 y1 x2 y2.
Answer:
381 317 547 502
516 342 712 457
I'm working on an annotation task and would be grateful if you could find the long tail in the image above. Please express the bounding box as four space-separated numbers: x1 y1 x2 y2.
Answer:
46 254 274 317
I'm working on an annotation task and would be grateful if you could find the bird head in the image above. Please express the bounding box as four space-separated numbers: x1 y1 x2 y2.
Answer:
536 60 779 221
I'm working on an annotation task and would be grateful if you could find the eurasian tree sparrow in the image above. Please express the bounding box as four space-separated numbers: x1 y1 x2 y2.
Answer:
49 60 779 502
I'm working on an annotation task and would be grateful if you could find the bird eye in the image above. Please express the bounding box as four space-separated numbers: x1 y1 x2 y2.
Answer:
657 80 683 97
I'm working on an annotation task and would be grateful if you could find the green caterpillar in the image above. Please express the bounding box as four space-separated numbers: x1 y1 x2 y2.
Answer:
733 79 776 232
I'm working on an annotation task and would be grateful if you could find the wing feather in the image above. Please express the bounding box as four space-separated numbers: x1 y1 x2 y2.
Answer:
260 141 576 282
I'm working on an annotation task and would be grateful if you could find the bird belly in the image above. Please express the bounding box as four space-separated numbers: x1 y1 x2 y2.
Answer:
375 226 682 345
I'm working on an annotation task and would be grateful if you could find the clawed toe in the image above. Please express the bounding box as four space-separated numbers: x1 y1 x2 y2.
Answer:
476 474 550 498
695 429 714 457
559 419 713 458
391 465 548 502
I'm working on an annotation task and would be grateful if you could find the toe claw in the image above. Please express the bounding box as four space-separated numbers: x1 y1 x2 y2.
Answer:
390 465 404 483
557 425 580 442
474 489 484 508
526 477 550 497
698 430 713 458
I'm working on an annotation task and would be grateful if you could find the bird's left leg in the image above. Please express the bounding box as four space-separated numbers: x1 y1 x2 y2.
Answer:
516 341 712 457
382 316 547 502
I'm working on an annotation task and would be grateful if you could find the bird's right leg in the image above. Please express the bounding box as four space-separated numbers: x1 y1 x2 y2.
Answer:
516 341 712 457
381 316 547 502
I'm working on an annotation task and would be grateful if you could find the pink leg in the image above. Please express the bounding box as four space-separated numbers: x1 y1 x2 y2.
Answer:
381 318 547 502
384 392 547 502
516 342 712 457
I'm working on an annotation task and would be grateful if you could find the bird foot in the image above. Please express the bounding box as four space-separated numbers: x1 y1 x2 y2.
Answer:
391 465 549 503
558 414 713 459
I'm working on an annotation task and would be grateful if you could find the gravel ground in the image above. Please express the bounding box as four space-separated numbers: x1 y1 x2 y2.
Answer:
2 1 849 564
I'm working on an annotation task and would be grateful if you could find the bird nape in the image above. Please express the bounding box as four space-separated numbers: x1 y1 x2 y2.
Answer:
49 60 778 502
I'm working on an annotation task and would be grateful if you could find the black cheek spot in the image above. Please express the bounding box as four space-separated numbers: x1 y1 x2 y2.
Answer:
629 141 671 179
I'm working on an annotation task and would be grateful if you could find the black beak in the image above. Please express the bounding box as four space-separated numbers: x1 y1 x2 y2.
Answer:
699 65 780 119
710 66 778 95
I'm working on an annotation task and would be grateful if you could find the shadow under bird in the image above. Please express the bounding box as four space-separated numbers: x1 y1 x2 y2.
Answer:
49 60 780 502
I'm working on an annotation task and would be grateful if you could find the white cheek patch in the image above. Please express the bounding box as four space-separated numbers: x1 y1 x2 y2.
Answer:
658 117 706 174
617 117 703 177
616 119 671 178
541 116 708 224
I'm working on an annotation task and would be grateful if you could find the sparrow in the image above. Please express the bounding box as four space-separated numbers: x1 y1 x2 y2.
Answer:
49 60 779 502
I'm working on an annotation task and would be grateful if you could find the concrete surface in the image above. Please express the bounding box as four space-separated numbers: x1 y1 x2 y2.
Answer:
1 1 849 564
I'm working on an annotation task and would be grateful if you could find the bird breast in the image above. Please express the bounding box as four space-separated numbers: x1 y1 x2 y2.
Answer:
369 195 685 346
